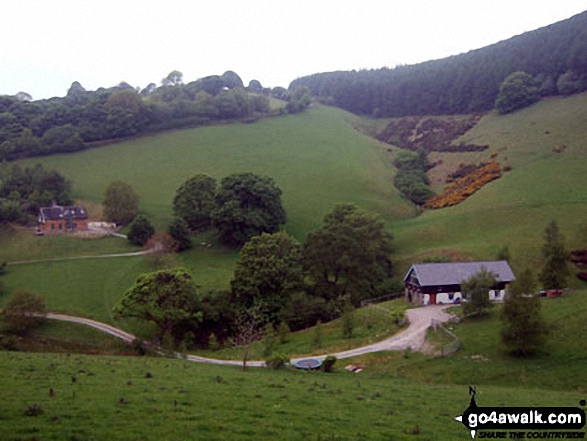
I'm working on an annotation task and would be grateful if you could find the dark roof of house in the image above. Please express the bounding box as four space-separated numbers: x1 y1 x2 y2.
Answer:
404 261 515 286
39 206 88 221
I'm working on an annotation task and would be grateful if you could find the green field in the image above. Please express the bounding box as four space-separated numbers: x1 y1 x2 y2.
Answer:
1 96 587 440
389 93 587 275
19 107 411 235
2 94 586 325
355 289 587 392
0 351 583 441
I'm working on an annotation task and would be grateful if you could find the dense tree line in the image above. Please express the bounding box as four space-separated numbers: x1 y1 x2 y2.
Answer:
0 71 306 162
290 11 587 117
0 164 72 224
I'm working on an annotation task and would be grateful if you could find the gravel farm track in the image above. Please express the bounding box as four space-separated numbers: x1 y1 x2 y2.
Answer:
46 305 454 368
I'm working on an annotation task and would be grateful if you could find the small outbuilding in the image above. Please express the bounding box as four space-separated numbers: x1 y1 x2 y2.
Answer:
38 205 89 234
404 260 515 306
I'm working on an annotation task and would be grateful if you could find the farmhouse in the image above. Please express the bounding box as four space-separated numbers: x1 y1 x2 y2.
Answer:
38 205 89 234
404 261 515 306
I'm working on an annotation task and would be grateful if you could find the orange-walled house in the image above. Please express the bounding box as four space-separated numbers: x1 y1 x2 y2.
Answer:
38 206 89 234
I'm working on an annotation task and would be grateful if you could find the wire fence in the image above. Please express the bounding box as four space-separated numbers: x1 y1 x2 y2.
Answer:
431 318 461 356
356 293 407 329
360 292 405 307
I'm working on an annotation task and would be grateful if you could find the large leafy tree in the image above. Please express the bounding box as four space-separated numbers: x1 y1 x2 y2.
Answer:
303 204 393 305
211 173 286 247
495 71 540 114
539 220 570 290
113 268 202 341
231 232 304 323
501 268 549 356
162 70 183 87
461 267 496 317
103 181 140 225
127 214 154 247
173 174 217 232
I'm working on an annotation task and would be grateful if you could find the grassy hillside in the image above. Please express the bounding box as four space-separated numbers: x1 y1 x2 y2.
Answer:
3 107 412 315
0 351 583 441
390 93 587 275
19 108 412 235
1 97 587 439
354 290 587 392
2 94 587 323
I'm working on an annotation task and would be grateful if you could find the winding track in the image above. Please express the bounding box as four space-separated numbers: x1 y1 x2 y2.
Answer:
46 305 453 368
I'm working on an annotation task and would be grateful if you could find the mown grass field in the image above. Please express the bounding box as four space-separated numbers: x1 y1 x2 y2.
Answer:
0 224 134 263
0 350 583 441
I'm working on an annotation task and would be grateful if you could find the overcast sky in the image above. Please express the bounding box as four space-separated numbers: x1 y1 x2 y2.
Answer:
1 1 586 100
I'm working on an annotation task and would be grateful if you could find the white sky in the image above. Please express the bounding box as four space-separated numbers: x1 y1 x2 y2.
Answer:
1 0 586 100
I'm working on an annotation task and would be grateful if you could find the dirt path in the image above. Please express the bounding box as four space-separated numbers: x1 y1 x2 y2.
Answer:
8 249 155 266
314 305 453 361
45 305 454 368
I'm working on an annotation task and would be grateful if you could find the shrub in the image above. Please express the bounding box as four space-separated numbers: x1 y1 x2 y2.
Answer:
0 290 46 335
24 403 44 417
131 338 147 356
313 320 323 349
495 71 540 114
265 352 289 370
341 302 356 339
278 320 290 344
208 333 220 351
262 323 275 356
425 161 501 209
322 355 337 373
127 215 155 246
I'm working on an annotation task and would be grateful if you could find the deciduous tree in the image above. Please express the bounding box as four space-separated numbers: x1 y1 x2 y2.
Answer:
103 181 140 225
113 268 202 341
232 305 264 371
230 232 304 323
461 267 496 317
303 204 393 305
127 214 154 246
0 290 46 335
539 220 570 290
495 71 540 114
173 174 217 232
501 268 549 356
167 217 192 251
211 173 286 247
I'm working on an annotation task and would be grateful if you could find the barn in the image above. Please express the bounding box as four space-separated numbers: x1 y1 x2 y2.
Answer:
404 261 515 306
38 205 89 234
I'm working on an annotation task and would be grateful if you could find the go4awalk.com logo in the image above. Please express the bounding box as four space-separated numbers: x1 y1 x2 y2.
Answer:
455 387 586 439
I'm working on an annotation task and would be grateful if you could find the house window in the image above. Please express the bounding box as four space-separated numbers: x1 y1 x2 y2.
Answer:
58 223 63 230
51 224 55 231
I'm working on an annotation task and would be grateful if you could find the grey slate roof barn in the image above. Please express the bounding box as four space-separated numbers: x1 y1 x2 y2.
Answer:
404 261 515 306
